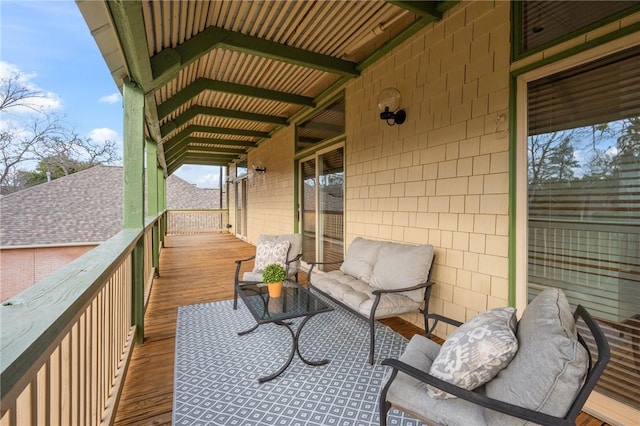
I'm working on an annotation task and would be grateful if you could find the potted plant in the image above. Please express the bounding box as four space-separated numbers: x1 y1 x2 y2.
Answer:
262 263 287 297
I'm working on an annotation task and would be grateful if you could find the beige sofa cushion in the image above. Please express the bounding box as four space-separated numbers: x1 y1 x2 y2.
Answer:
369 242 434 303
340 237 384 283
311 270 421 318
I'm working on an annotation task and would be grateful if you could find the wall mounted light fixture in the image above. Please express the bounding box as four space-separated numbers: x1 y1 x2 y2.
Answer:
252 162 266 174
377 87 406 126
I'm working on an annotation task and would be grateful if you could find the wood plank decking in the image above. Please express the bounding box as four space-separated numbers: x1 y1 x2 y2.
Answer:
113 233 608 426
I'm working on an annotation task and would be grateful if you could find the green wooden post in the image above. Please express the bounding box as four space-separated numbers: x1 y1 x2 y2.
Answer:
123 79 145 343
159 168 167 239
147 140 160 276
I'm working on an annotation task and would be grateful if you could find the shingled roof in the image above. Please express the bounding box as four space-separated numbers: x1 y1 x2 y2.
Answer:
166 174 221 210
0 165 222 247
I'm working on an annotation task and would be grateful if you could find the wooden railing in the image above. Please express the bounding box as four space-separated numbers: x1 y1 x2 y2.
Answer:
166 209 229 235
0 215 161 425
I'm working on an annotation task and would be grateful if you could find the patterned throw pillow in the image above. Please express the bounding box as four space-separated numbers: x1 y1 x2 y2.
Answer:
253 240 290 273
427 307 518 399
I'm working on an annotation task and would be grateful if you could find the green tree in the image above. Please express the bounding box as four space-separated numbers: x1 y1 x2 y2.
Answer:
528 129 579 185
23 154 93 187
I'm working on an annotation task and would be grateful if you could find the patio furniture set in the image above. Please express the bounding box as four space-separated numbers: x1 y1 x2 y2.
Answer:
233 234 611 425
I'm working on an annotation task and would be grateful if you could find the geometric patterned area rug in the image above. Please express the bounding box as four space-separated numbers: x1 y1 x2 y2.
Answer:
172 298 427 425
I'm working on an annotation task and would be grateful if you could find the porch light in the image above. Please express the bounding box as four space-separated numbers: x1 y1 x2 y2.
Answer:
252 162 266 174
377 87 406 126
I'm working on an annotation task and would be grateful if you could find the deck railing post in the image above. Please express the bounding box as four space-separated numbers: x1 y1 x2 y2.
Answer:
123 78 145 343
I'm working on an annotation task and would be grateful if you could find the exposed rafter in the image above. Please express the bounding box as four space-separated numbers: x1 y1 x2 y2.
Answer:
93 1 459 173
165 146 246 164
160 106 287 137
157 78 315 119
150 27 360 90
163 125 268 155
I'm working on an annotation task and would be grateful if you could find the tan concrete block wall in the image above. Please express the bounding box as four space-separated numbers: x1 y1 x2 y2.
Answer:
0 245 95 302
344 1 511 334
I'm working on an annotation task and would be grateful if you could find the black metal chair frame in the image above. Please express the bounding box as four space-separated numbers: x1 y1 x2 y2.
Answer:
233 252 302 310
307 255 435 365
379 304 611 426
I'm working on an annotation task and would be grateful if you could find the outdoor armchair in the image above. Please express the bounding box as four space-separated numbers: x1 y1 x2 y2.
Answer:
233 234 302 310
379 288 611 426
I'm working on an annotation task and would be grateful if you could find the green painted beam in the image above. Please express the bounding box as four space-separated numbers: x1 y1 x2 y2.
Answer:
163 137 256 161
163 125 270 148
107 1 152 91
389 1 442 19
164 145 244 164
159 105 287 136
163 137 255 160
150 26 359 88
182 137 258 148
183 154 237 162
167 157 231 174
106 1 168 177
186 146 246 155
157 78 315 119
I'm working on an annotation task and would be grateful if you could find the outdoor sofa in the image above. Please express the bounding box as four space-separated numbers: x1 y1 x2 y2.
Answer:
307 237 435 364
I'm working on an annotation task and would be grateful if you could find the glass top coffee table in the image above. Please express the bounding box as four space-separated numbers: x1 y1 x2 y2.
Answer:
235 279 333 383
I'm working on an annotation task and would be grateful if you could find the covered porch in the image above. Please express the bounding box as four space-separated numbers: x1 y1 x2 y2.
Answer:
1 0 639 424
113 232 607 425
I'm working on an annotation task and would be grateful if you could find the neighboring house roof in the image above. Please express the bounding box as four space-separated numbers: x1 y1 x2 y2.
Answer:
166 175 221 210
0 165 222 247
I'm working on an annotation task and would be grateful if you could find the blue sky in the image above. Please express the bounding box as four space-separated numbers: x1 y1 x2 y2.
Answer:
1 0 221 188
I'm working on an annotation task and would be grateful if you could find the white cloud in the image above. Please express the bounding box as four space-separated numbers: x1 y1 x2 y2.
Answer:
0 61 62 113
89 127 120 143
174 165 222 188
193 173 220 188
99 93 121 104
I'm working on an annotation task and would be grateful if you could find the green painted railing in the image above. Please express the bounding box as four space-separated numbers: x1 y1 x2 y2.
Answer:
0 214 163 425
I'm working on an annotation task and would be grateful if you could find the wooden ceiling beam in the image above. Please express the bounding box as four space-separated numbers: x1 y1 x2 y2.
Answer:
157 78 315 119
159 105 287 136
150 26 359 89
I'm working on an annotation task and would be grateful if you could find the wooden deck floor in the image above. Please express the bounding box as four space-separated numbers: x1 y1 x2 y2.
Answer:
113 233 608 426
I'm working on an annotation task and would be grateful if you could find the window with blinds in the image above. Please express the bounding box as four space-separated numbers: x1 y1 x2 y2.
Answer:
518 1 640 56
526 46 640 409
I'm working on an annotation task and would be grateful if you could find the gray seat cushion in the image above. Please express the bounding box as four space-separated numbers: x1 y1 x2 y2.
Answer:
484 288 589 425
310 270 420 318
386 335 487 426
369 242 434 303
340 237 384 283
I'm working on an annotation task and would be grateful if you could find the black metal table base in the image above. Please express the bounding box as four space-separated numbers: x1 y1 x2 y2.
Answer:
238 313 329 383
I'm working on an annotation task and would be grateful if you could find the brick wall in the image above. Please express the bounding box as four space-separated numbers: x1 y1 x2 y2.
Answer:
0 245 95 302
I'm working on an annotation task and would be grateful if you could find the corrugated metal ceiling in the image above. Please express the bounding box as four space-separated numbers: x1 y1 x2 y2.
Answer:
76 0 457 175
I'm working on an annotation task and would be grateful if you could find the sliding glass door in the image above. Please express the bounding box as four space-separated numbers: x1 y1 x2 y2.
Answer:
300 146 344 271
235 178 247 240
